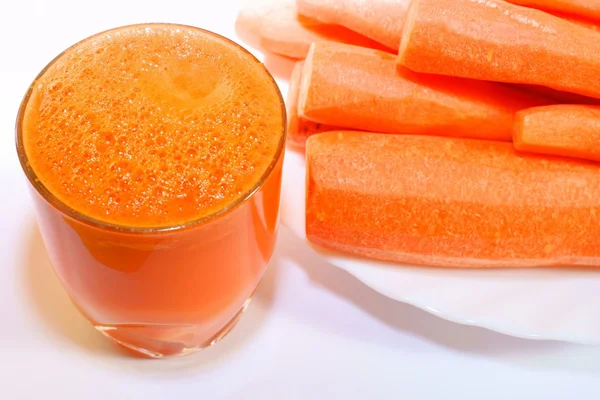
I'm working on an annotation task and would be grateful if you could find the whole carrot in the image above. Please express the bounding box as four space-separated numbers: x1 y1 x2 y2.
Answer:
298 42 549 141
287 61 341 148
506 0 600 24
235 0 384 59
306 132 600 268
514 105 600 162
296 0 408 50
398 0 600 99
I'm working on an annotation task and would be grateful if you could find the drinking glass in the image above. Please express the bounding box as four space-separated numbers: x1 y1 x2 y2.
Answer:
16 24 286 358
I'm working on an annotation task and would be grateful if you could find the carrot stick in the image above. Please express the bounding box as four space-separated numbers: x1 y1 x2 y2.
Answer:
513 105 600 162
235 0 385 59
506 0 600 24
296 0 408 50
306 131 600 268
398 0 600 99
298 42 549 142
287 61 341 148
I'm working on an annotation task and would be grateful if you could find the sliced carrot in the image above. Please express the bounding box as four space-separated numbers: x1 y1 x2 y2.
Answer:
398 0 600 99
298 42 549 142
514 105 600 162
235 0 385 59
286 61 341 148
306 131 600 268
506 0 600 24
296 0 408 50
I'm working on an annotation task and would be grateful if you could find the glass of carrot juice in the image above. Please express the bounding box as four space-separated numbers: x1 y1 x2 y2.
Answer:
16 23 286 358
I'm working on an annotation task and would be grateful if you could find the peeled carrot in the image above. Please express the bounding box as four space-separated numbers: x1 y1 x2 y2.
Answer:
298 42 549 142
306 131 600 268
296 0 408 50
398 0 600 99
287 61 341 148
506 0 600 24
235 0 384 59
514 105 600 162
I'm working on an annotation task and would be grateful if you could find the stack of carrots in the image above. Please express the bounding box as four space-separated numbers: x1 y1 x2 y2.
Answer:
236 0 600 269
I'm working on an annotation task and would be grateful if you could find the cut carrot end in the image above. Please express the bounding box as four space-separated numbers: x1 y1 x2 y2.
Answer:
512 105 600 163
512 111 526 151
287 59 341 148
287 61 305 147
398 0 419 65
296 43 316 119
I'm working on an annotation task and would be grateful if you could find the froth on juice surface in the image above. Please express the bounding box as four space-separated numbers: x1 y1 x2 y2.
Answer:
23 24 284 228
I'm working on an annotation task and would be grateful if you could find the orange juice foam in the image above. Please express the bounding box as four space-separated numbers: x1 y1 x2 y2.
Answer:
23 24 284 228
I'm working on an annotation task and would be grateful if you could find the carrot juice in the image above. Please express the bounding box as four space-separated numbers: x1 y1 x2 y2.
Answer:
16 24 286 358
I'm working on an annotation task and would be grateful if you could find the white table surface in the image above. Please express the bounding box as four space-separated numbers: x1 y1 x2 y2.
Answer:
2 0 600 398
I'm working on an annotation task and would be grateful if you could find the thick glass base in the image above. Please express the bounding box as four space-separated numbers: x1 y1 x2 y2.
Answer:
94 297 252 358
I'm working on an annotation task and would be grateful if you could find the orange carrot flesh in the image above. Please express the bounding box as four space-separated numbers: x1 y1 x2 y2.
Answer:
306 132 600 268
398 0 600 99
296 0 407 50
499 2 600 31
235 0 385 59
514 105 600 162
550 11 600 31
286 61 341 148
298 42 549 142
506 0 600 23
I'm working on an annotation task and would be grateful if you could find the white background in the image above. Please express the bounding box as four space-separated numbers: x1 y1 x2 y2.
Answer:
1 0 600 398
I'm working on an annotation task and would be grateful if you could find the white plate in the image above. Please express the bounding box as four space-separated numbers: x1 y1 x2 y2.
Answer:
281 148 600 345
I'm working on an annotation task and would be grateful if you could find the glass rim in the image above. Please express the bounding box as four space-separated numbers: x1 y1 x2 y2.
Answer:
15 22 287 234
